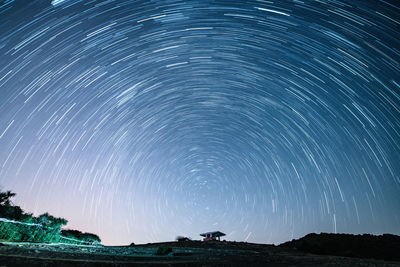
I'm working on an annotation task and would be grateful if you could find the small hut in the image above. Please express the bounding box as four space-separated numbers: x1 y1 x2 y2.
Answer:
200 231 226 241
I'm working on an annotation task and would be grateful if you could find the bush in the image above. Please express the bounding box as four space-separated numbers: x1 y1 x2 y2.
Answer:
155 246 172 255
60 229 101 245
176 236 191 242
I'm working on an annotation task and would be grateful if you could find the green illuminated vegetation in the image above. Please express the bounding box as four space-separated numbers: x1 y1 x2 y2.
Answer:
0 189 100 245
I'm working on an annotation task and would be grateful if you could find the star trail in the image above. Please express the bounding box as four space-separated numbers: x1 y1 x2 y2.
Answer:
0 0 399 245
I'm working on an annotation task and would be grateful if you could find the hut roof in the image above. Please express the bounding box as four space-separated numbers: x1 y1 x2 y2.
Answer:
200 231 226 237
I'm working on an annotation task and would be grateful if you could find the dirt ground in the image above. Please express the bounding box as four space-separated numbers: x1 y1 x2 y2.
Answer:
1 241 399 266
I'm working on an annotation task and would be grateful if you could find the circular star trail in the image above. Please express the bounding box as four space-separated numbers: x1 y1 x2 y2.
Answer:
0 0 399 245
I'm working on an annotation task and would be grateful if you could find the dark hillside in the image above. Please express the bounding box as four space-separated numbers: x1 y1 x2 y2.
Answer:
280 233 400 261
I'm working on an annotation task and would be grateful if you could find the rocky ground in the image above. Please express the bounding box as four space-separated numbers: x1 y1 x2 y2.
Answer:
1 240 399 266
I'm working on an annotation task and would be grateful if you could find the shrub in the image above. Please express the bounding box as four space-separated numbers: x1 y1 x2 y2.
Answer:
155 246 172 255
176 236 191 242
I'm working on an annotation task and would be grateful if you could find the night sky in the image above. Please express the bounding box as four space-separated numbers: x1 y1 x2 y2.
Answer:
0 0 399 246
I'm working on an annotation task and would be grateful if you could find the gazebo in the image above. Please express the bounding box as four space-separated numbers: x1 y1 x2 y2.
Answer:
200 231 226 241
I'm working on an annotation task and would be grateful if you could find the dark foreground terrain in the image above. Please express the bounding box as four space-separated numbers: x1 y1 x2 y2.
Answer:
1 237 400 267
281 233 400 262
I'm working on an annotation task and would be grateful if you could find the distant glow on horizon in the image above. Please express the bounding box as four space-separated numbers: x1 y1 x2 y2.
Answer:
0 0 399 245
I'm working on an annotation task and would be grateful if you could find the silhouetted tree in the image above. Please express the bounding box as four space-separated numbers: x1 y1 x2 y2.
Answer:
0 190 16 206
0 190 18 219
